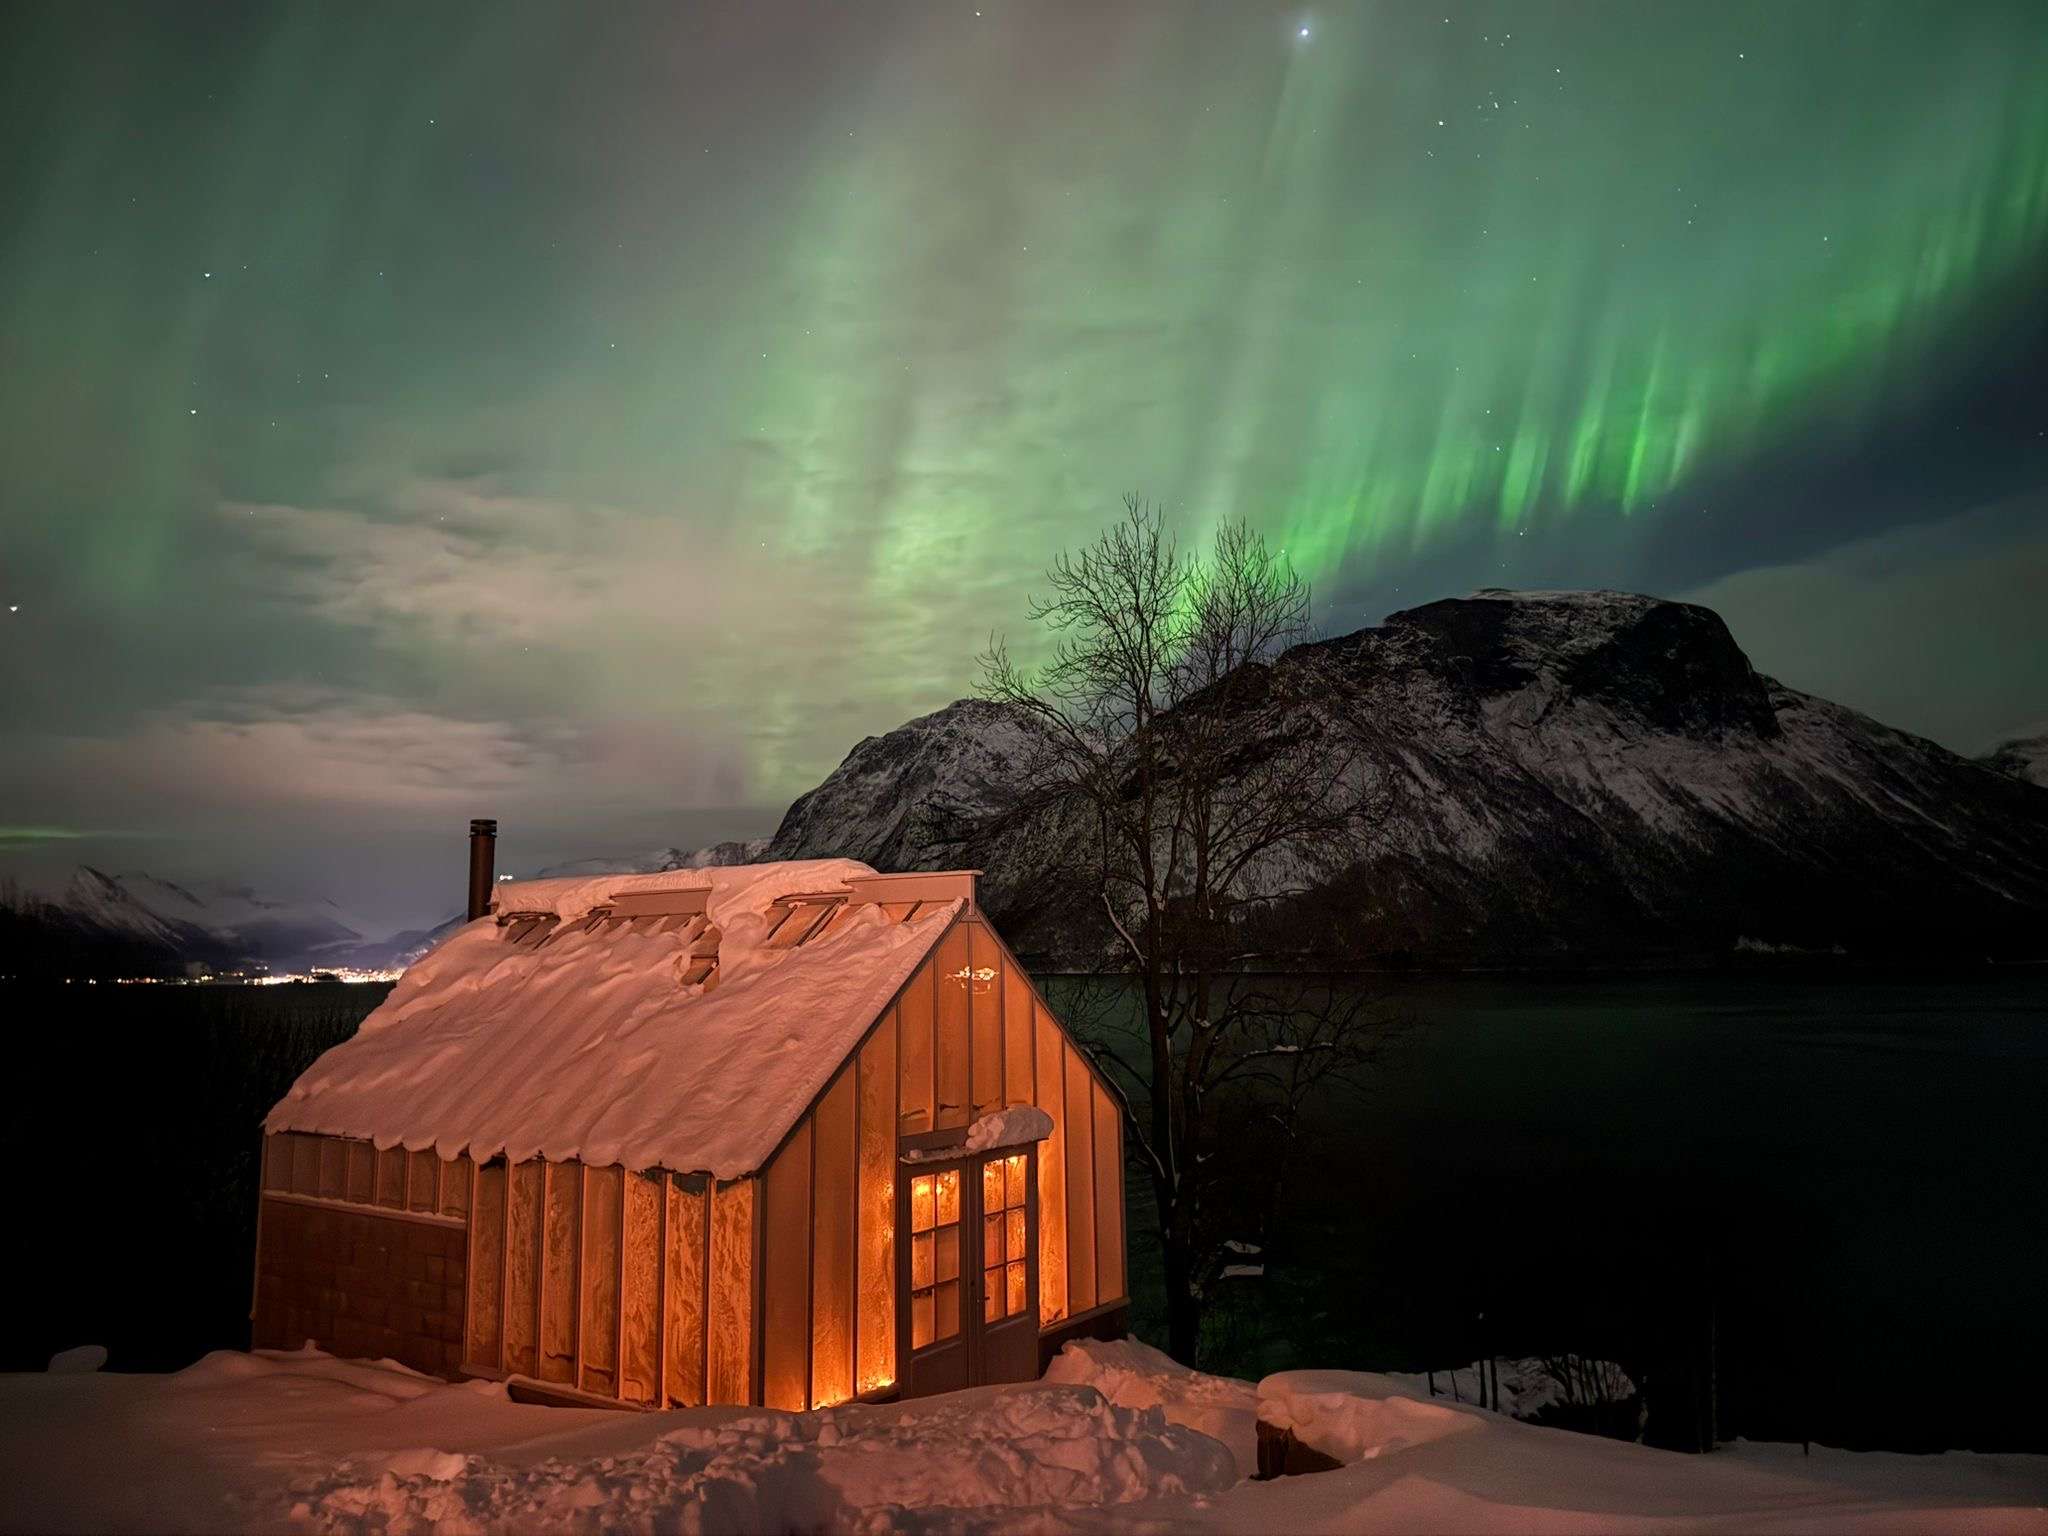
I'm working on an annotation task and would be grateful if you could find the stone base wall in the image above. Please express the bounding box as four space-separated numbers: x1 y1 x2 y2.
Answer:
253 1197 467 1377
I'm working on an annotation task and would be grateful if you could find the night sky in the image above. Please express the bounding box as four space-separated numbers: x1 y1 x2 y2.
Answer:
2 1 2044 928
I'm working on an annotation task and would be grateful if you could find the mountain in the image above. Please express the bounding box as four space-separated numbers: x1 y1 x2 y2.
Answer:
765 589 2048 967
534 838 768 879
1979 732 2048 789
0 867 390 979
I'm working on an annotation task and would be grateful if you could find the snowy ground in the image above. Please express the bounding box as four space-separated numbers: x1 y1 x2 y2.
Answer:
2 1342 2043 1534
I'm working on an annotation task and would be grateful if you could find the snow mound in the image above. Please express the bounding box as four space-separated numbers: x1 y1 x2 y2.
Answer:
45 1345 107 1374
1043 1337 1260 1481
7 1345 2046 1534
1258 1369 1480 1464
284 1385 1237 1535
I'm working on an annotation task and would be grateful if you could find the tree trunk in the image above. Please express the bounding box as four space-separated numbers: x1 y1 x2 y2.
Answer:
1159 1193 1202 1364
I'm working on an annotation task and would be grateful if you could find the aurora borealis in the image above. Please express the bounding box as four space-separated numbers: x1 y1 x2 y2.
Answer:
3 1 2045 923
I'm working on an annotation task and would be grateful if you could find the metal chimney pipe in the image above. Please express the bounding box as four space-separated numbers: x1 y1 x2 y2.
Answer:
467 818 498 922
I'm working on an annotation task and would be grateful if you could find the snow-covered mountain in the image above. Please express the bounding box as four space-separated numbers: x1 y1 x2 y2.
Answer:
1 867 392 978
534 838 767 879
766 589 2048 966
1979 731 2048 789
12 590 2042 977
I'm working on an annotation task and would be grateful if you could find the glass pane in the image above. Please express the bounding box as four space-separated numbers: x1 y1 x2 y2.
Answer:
935 1225 960 1283
911 1231 935 1289
934 925 970 1129
1064 1045 1097 1314
899 967 935 1135
1007 1208 1027 1262
911 1289 934 1350
707 1178 755 1406
346 1141 374 1203
581 1165 623 1395
856 1015 898 1397
541 1163 581 1385
1006 1154 1026 1210
622 1171 663 1405
982 1159 1004 1213
762 1126 811 1412
1007 1260 1028 1316
935 1280 960 1341
1033 1006 1067 1325
935 1169 959 1227
811 1072 857 1410
466 1160 506 1370
319 1138 345 1199
408 1148 437 1211
983 1269 1002 1322
911 1174 934 1234
1094 1079 1126 1306
969 925 1002 1118
983 1213 1004 1269
666 1176 708 1407
1003 963 1034 1106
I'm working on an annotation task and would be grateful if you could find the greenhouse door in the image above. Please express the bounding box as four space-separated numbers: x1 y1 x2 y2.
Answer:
899 1148 1039 1398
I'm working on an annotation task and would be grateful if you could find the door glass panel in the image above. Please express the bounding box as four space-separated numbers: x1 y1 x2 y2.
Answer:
977 1150 1033 1325
909 1167 964 1351
983 1213 1004 1269
910 1173 935 1235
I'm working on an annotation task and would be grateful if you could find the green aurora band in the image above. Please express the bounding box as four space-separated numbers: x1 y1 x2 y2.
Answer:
3 1 2045 811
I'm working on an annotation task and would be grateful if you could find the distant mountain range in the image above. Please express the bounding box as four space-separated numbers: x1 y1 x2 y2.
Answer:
533 839 767 879
0 868 445 980
7 590 2045 977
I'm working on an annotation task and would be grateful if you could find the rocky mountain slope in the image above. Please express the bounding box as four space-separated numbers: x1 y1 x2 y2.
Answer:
1980 731 2048 789
766 589 2048 967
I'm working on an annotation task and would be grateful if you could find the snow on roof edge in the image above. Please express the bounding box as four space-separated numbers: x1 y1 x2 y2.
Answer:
264 860 967 1180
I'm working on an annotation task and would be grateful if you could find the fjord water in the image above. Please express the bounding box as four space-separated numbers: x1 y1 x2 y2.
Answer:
1098 969 2048 1453
4 972 2041 1453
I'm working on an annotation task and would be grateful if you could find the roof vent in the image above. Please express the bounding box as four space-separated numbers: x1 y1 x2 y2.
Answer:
607 886 711 919
844 870 980 907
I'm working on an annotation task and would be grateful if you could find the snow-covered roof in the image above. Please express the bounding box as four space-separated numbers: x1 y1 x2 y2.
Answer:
265 859 960 1180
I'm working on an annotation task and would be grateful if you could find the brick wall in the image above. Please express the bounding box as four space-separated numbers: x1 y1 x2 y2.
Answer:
253 1197 468 1377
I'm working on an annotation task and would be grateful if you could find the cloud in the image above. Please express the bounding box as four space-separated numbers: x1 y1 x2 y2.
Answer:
3 690 548 817
219 481 697 649
212 476 996 803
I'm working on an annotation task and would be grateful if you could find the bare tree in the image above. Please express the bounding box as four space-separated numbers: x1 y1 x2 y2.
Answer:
981 496 1386 1363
